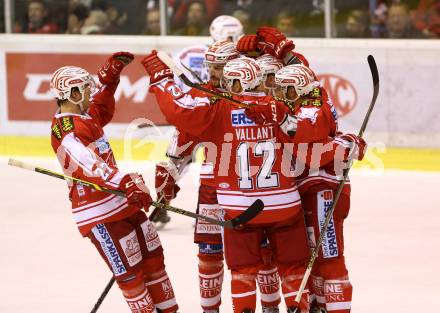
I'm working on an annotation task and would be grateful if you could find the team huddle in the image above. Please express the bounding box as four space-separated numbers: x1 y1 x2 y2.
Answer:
49 15 366 313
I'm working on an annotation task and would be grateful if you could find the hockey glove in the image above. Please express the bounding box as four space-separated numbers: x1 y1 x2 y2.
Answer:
256 26 295 59
335 133 367 162
155 161 180 202
120 173 152 211
236 34 259 54
98 51 134 85
141 50 173 85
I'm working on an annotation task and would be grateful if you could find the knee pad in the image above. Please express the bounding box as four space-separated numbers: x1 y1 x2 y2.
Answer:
117 272 156 313
316 257 348 280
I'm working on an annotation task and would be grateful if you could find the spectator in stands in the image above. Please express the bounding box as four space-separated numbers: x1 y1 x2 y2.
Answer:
386 2 423 38
66 3 89 34
412 0 440 38
223 0 270 26
172 0 220 28
371 0 388 38
15 0 59 33
174 0 209 36
276 11 297 37
106 5 129 34
142 6 161 35
81 9 109 34
233 9 253 33
343 9 370 38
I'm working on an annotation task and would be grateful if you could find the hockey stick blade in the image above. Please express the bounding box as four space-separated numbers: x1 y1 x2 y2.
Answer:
225 199 264 228
151 198 264 228
157 51 251 108
359 55 379 138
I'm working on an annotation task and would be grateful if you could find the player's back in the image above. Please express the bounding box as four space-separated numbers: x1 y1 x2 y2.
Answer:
211 92 302 225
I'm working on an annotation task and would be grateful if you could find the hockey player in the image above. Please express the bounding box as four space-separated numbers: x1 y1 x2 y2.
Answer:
155 41 282 313
273 64 366 313
174 14 244 90
153 14 244 227
50 52 178 313
255 54 284 96
143 52 311 313
156 40 239 313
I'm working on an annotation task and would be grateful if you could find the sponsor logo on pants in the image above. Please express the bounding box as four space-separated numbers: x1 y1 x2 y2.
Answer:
141 220 162 252
197 204 223 234
92 224 127 276
317 190 339 258
119 230 142 267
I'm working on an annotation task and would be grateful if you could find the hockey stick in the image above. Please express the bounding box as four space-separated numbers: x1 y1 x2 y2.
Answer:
289 55 379 312
157 51 253 109
8 158 264 228
179 59 204 83
90 276 115 313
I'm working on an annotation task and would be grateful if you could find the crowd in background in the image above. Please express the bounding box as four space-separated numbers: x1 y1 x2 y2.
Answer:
1 0 439 38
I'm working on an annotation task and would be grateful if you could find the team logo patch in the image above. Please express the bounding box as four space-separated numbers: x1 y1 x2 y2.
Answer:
119 230 143 267
141 220 161 252
61 116 74 132
51 124 62 140
317 190 339 258
231 109 256 127
92 224 127 276
219 182 230 189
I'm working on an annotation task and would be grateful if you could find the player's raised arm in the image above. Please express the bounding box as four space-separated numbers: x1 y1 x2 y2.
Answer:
88 52 134 127
141 50 221 139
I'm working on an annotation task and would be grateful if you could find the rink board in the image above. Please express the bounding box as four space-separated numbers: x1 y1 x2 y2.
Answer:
0 35 439 147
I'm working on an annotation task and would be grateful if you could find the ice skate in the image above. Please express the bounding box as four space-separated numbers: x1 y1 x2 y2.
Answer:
152 208 171 230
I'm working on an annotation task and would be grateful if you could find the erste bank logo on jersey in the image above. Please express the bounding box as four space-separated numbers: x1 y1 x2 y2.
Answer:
231 109 256 127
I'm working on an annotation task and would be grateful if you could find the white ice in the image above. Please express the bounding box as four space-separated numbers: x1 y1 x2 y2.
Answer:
1 157 439 313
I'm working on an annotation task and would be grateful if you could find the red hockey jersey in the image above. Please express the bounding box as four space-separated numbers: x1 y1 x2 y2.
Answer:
51 84 140 236
289 86 351 196
151 79 302 224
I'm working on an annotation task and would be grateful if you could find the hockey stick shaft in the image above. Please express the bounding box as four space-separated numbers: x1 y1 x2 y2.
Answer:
90 277 115 313
179 60 204 83
292 55 379 308
157 51 253 109
8 158 262 228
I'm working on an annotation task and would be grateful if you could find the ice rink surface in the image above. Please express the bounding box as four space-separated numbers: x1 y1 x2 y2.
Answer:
1 157 439 313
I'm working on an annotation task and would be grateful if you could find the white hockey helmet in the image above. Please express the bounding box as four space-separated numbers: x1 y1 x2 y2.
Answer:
209 15 244 43
205 40 240 64
50 66 95 103
256 54 284 85
223 56 263 92
275 64 319 97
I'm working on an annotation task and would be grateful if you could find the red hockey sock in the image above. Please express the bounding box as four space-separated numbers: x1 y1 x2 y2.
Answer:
198 252 224 310
143 256 178 313
231 266 259 313
257 265 281 308
318 259 352 312
277 263 310 312
117 273 156 313
311 274 325 308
